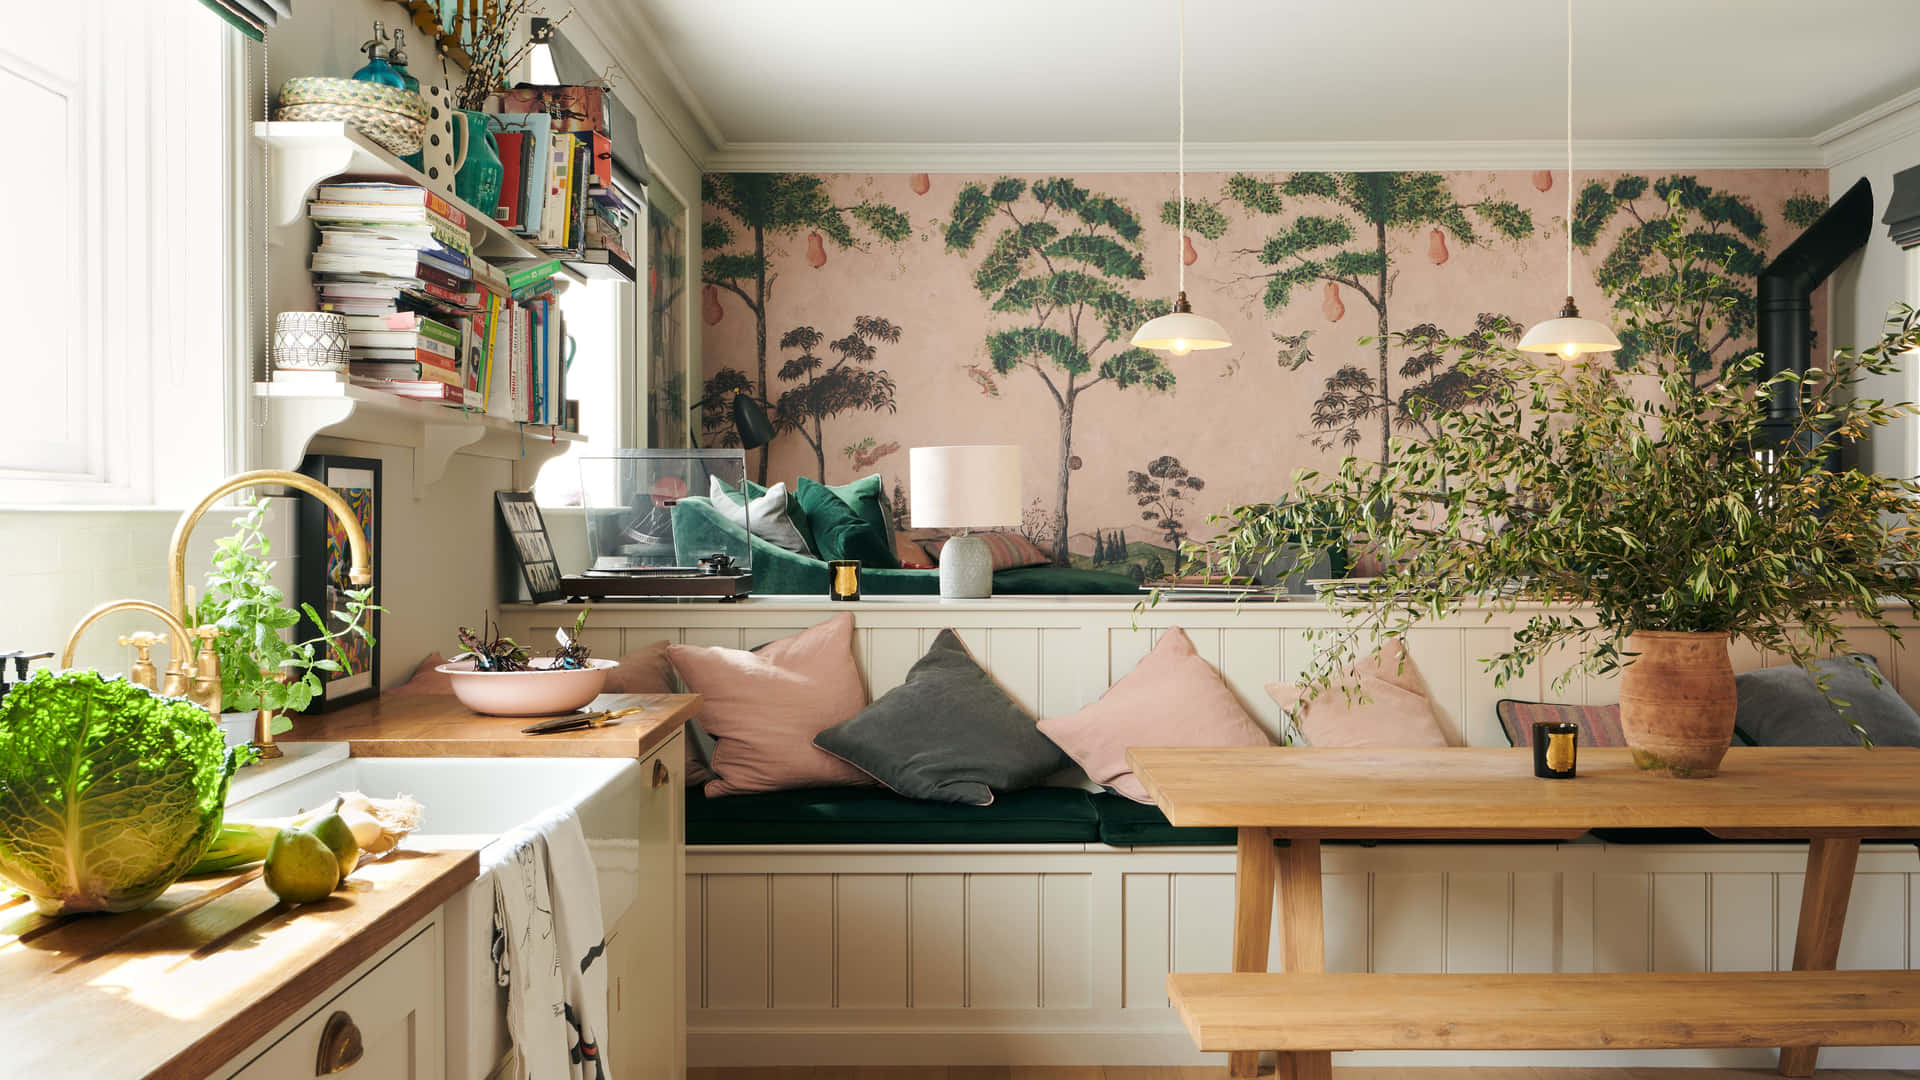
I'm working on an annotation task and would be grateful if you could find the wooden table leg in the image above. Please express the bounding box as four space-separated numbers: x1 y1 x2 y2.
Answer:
1229 827 1277 1080
1275 836 1331 1080
1778 836 1862 1077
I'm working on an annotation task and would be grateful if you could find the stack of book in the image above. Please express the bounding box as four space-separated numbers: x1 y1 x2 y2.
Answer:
479 259 571 425
485 108 638 278
307 182 484 407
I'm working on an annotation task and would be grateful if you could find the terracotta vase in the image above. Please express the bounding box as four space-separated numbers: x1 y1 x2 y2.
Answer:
1617 630 1737 778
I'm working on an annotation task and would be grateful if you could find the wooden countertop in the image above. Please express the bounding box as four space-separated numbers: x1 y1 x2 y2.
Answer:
278 691 701 758
0 845 478 1080
1128 746 1920 838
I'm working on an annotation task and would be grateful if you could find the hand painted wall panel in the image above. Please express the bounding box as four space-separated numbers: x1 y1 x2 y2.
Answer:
700 169 1826 576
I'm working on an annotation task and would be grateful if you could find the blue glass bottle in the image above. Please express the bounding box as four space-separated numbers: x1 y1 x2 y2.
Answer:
353 21 406 88
388 29 420 93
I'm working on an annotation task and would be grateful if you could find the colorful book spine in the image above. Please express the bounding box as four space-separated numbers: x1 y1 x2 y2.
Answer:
493 131 528 229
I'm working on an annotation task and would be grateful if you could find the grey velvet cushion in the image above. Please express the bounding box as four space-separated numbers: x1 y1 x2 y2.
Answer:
812 629 1063 806
1735 654 1920 747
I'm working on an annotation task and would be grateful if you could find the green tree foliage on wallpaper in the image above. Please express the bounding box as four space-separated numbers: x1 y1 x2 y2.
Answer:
945 176 1174 566
1572 174 1766 380
702 173 910 480
1225 172 1533 466
1127 455 1206 547
1783 191 1830 229
772 315 903 483
1309 312 1521 450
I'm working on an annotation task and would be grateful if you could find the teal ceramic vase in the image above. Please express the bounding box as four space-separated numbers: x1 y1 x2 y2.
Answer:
454 110 504 217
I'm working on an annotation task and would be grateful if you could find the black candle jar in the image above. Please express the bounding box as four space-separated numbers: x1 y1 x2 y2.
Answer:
1532 721 1579 779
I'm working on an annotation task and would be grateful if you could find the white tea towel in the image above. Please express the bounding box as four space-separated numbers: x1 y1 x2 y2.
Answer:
488 807 613 1080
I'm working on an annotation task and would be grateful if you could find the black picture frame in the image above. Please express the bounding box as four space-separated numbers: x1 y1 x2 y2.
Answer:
496 490 566 603
295 454 383 712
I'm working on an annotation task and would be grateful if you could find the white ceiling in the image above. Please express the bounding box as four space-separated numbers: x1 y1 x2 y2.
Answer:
614 0 1920 158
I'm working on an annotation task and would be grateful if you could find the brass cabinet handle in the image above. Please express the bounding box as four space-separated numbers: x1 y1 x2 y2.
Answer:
652 758 671 788
316 1011 364 1075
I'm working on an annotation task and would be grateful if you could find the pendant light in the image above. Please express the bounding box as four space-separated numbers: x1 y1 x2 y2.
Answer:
1518 0 1621 361
1131 0 1231 356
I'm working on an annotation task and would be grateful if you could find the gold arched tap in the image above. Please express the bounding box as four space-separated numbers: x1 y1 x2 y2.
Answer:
167 470 375 756
62 600 194 699
168 469 373 628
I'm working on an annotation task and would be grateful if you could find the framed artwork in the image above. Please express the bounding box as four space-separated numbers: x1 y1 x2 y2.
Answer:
497 490 566 603
296 454 383 711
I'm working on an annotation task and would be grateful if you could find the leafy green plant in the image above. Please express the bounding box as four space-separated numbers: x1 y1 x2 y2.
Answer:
0 670 247 914
1186 203 1920 742
191 498 380 732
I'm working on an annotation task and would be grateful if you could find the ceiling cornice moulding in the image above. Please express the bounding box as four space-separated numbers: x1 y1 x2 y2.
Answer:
1814 86 1920 169
703 138 1826 174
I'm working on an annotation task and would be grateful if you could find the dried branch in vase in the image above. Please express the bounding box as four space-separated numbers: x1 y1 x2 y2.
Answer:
450 0 574 111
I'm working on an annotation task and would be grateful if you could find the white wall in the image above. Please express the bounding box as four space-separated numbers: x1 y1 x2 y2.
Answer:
1826 102 1920 478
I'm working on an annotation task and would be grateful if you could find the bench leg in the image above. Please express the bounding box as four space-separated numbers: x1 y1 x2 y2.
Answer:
1229 827 1277 1080
1274 836 1331 1080
1778 836 1861 1077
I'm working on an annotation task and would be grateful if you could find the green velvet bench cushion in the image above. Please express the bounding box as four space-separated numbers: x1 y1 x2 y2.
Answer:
686 785 1103 844
1089 792 1237 846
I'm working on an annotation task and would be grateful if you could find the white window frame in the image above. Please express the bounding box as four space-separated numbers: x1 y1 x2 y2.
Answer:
0 1 239 508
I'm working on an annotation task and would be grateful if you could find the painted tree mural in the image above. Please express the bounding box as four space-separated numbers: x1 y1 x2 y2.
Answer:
701 173 910 480
1127 455 1206 547
1571 175 1766 380
771 315 903 482
945 177 1174 566
1225 171 1533 466
1309 311 1521 450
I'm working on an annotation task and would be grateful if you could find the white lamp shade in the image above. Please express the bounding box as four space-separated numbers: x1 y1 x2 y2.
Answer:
1131 309 1232 354
1518 315 1621 358
909 445 1022 529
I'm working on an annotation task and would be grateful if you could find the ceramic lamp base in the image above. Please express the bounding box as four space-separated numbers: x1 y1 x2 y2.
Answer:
938 533 992 599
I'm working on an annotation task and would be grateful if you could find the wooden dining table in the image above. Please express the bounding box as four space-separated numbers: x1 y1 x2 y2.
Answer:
1126 746 1920 1080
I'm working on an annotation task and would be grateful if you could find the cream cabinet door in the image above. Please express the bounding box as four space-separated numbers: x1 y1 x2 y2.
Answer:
605 733 686 1078
225 920 445 1080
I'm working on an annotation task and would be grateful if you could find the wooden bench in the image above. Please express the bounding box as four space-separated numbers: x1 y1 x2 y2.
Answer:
1169 970 1920 1053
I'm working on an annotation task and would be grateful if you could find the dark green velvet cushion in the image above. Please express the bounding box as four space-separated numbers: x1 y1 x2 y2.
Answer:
993 567 1140 594
1090 792 1236 846
826 473 893 543
685 785 1101 844
794 476 900 569
814 629 1063 805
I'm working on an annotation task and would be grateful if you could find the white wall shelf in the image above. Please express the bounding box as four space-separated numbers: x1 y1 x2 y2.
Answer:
255 120 542 260
253 381 582 494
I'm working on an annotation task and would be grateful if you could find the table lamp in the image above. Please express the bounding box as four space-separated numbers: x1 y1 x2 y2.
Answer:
909 445 1022 599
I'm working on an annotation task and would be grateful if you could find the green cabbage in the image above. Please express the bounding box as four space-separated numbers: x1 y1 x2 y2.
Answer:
0 670 242 916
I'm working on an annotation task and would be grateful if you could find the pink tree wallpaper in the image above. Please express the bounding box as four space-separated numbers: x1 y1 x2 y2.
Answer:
700 169 1826 578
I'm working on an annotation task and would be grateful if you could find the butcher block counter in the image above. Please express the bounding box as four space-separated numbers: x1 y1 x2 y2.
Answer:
277 691 701 758
0 846 478 1080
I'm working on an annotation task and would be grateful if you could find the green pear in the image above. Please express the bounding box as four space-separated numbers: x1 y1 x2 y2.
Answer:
298 798 362 880
264 828 340 904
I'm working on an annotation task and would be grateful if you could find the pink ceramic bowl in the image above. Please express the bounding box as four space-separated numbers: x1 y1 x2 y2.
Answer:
434 657 619 716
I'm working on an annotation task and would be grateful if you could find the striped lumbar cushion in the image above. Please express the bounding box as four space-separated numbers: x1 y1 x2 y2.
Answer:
924 530 1049 570
1495 699 1626 747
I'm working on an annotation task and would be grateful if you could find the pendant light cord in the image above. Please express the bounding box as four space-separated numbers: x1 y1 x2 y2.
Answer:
1176 0 1186 296
1564 0 1574 298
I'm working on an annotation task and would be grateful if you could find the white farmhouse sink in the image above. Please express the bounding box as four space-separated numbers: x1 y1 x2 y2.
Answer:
226 750 647 1080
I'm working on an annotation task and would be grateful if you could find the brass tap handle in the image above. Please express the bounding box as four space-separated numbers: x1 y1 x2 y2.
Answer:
188 624 223 714
117 632 164 692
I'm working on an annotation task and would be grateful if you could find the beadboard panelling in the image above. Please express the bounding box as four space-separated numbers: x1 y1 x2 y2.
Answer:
836 874 909 1009
908 874 966 1008
771 874 834 1008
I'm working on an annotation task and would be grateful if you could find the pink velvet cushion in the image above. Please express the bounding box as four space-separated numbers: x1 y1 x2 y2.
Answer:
667 613 874 796
1037 626 1272 803
602 639 674 694
1265 639 1450 747
390 652 453 694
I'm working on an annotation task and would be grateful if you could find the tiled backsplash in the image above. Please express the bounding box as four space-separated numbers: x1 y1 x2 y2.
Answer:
0 503 282 678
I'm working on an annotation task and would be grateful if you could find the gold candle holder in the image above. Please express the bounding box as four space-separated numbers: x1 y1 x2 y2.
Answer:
829 560 861 601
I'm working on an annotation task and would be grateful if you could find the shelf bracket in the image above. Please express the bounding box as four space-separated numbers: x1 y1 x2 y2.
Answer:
417 418 489 491
251 392 358 472
264 141 361 230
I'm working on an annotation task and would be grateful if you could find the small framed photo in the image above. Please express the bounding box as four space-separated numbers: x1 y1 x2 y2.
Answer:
497 490 566 603
295 454 383 711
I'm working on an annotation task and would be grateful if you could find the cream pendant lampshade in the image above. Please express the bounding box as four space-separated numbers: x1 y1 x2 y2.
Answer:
1132 0 1230 355
1519 0 1620 361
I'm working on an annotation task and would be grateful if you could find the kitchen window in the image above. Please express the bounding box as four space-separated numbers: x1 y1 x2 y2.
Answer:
0 0 238 506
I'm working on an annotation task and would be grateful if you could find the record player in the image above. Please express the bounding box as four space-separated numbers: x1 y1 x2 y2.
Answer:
558 449 755 601
561 552 752 601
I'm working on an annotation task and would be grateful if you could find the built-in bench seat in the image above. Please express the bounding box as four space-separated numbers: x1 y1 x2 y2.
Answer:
685 785 1238 846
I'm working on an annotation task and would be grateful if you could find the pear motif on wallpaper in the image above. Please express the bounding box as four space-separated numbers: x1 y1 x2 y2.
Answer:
702 283 724 326
910 173 931 195
1533 170 1554 192
1428 228 1450 265
806 231 828 268
1182 234 1198 266
1322 281 1345 322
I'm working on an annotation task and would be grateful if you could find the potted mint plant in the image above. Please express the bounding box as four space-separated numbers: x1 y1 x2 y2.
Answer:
191 497 381 746
1190 210 1920 776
